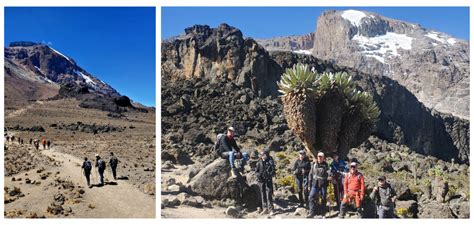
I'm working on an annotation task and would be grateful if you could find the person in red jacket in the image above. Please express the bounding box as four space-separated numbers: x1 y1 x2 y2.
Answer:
339 161 365 218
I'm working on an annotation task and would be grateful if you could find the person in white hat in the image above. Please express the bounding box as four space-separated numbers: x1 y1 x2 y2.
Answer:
339 161 365 218
95 154 106 186
307 152 330 218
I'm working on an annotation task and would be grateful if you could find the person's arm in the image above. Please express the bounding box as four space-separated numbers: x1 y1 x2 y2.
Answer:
343 174 348 196
360 175 365 200
390 186 397 202
369 187 378 200
231 139 240 152
292 160 298 174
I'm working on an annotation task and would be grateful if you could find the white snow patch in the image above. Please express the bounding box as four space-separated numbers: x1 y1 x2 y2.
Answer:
74 70 97 86
447 38 457 45
425 32 456 45
341 10 367 27
293 49 313 55
50 47 72 63
432 43 439 47
352 32 413 64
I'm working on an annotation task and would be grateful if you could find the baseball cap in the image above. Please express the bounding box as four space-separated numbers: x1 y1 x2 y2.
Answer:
228 127 235 132
317 152 324 157
350 162 357 167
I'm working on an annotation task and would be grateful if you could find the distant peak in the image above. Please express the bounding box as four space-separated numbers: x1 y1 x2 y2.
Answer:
9 41 42 47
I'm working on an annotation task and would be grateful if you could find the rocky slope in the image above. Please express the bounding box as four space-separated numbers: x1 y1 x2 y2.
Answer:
162 25 469 163
256 33 314 54
5 41 148 114
313 10 469 120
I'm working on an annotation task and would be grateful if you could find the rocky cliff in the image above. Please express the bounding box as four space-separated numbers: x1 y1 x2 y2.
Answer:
313 10 469 120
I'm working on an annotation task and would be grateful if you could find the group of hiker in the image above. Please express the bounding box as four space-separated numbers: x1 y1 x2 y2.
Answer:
215 126 397 218
81 152 119 188
5 135 51 150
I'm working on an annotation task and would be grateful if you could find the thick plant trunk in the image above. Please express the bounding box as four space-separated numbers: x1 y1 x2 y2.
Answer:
337 108 363 156
315 88 347 155
282 90 317 156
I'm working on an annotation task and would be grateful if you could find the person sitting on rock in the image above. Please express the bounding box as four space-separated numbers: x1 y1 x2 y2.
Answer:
255 150 276 215
81 157 93 188
109 152 119 180
330 153 348 210
95 154 106 186
293 150 311 208
339 161 365 218
218 127 249 178
370 176 397 218
307 152 331 218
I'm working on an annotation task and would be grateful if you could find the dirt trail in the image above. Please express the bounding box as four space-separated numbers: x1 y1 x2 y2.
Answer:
38 148 156 218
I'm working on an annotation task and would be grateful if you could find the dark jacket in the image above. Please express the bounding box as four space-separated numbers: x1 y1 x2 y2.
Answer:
370 183 397 207
82 160 92 173
219 135 240 153
96 159 106 172
109 156 119 168
256 157 276 182
293 158 311 178
308 161 330 187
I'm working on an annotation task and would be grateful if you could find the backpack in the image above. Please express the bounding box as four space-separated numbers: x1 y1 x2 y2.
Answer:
83 161 92 172
213 133 225 157
98 159 106 170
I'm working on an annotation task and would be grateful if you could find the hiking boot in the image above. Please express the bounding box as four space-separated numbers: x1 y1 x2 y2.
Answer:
261 208 269 214
230 168 238 178
306 212 315 218
269 209 276 216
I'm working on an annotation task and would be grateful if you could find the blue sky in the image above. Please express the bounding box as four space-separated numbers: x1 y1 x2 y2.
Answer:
162 7 469 40
5 7 156 107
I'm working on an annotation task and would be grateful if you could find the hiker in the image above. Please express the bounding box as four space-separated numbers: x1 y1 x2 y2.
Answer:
370 176 397 218
34 139 39 150
11 136 15 142
255 150 276 215
339 161 365 218
81 157 93 187
293 150 311 208
29 138 32 145
109 152 119 180
6 136 10 142
18 137 21 145
330 153 348 209
307 152 330 218
216 127 249 178
95 154 106 186
41 138 46 149
46 140 51 149
20 138 24 145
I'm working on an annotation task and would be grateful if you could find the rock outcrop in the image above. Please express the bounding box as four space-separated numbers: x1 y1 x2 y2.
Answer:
256 32 314 53
162 23 282 97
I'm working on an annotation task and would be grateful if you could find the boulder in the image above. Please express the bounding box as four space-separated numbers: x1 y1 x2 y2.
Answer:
225 206 241 218
419 201 455 218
